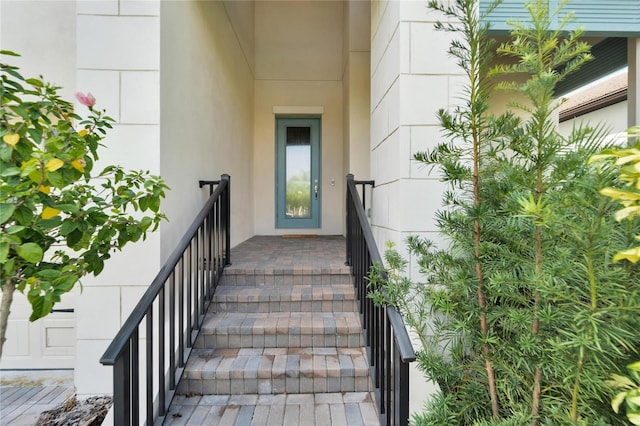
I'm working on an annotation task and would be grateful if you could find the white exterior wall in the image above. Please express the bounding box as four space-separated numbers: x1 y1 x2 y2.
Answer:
630 38 640 127
370 0 461 414
73 0 162 398
343 1 372 182
559 101 629 139
252 1 345 235
0 1 78 370
160 1 255 253
370 0 458 265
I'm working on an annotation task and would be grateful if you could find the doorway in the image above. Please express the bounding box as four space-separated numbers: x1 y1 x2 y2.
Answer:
275 117 321 228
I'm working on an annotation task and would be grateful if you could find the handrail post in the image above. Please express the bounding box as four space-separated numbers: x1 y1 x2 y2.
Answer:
346 174 354 266
221 174 231 266
346 174 415 426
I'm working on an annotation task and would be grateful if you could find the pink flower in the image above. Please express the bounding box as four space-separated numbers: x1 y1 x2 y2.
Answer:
75 92 96 108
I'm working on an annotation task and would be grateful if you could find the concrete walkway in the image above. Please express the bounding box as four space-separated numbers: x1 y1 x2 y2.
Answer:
0 370 75 425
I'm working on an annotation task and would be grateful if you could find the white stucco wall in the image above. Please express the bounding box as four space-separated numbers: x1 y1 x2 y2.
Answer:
252 1 346 235
559 101 629 139
160 0 255 253
72 0 162 398
343 1 372 182
253 80 345 235
0 0 78 370
370 0 459 415
629 38 640 127
370 0 458 262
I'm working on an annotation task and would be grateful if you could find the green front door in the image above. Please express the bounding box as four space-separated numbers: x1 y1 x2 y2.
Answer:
275 117 321 229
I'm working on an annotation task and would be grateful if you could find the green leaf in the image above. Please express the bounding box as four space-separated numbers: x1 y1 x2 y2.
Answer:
16 243 43 263
0 166 20 177
25 78 43 87
5 225 25 234
28 292 53 322
149 196 160 213
53 275 77 292
0 242 9 263
0 146 13 161
39 216 62 230
0 203 15 224
59 220 78 236
36 269 62 279
2 258 16 276
14 205 34 225
66 229 83 248
629 361 640 372
55 204 79 214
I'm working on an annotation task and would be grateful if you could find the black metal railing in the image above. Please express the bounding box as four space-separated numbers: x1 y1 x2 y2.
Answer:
345 174 416 426
100 174 231 426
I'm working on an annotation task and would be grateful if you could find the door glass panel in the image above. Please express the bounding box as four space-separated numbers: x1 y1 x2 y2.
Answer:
286 126 311 218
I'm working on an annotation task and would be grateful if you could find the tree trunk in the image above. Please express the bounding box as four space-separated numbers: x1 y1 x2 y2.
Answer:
0 278 16 359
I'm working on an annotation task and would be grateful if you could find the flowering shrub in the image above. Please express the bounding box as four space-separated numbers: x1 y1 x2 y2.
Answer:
0 51 168 357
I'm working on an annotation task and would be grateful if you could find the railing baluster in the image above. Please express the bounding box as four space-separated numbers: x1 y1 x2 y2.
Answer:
146 306 153 423
169 271 176 390
131 331 139 424
158 288 165 416
187 244 193 343
178 256 185 367
112 342 130 426
345 174 416 426
102 175 231 426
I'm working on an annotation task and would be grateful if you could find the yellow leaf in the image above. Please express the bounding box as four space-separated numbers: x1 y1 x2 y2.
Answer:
588 153 616 163
614 206 640 222
600 187 640 201
38 186 50 195
613 247 640 263
41 207 60 219
3 133 19 147
45 159 64 172
71 158 85 172
628 413 640 425
616 154 640 165
78 129 88 137
612 391 627 413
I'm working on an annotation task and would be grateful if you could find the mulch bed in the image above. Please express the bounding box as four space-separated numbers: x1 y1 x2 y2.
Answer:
36 395 112 426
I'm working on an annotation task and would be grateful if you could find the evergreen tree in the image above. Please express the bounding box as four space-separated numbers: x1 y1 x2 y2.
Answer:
369 1 640 424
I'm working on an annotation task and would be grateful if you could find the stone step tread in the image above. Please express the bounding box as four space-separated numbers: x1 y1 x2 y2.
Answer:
164 392 378 426
184 347 371 380
200 312 363 335
220 272 351 286
213 285 356 302
223 266 352 275
212 299 358 314
179 348 373 395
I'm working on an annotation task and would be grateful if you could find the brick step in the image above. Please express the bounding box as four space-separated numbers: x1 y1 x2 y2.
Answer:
178 347 373 396
220 267 352 286
194 312 365 349
165 392 379 426
212 284 358 313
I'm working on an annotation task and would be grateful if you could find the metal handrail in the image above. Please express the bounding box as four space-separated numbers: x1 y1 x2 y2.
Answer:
345 173 416 426
100 174 231 425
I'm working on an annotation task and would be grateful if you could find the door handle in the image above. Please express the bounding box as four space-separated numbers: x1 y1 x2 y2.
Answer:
314 179 319 199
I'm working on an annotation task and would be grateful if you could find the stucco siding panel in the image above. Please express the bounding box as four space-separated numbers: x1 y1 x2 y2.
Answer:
400 74 449 126
77 15 159 69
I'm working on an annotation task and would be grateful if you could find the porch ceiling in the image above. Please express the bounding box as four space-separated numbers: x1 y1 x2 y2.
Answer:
224 0 348 81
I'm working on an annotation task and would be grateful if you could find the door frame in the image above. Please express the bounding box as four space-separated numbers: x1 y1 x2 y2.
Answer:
275 116 321 229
